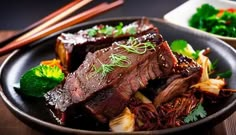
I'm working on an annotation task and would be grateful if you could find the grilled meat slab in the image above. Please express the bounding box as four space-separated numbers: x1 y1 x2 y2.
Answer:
45 32 178 123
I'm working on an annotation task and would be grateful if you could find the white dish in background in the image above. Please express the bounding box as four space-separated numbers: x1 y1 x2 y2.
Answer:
163 0 236 47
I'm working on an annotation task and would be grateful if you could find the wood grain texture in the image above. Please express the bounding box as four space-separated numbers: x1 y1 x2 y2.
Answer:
0 31 235 135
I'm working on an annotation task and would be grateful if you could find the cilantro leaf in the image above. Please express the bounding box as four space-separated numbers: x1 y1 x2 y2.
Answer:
216 70 232 78
170 40 201 60
170 40 188 52
192 50 200 60
184 103 207 124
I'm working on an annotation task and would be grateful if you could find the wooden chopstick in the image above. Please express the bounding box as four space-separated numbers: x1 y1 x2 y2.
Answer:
13 0 92 42
24 0 83 31
0 0 124 56
0 0 84 46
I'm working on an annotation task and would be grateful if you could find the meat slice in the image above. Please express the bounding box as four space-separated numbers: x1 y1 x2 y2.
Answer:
71 35 176 102
55 18 157 72
45 33 178 123
82 39 177 122
153 53 202 107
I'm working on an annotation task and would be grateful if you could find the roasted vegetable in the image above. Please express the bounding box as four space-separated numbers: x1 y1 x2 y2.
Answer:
194 49 230 96
196 50 211 82
20 65 64 97
109 92 153 132
191 78 226 96
40 58 63 70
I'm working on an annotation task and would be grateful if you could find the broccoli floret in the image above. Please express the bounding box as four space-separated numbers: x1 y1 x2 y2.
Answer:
20 65 64 97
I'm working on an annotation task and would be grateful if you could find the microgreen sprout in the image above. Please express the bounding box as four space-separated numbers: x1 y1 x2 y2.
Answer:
117 37 156 54
93 61 114 77
93 54 131 76
110 54 131 68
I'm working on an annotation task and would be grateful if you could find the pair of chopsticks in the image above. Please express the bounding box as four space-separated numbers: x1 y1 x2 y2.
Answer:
0 0 89 47
0 0 124 56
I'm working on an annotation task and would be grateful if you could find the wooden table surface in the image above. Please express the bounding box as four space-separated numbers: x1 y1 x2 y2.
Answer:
0 31 236 135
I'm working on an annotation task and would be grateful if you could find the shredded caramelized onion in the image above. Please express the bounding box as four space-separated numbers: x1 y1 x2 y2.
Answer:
155 90 203 129
128 96 158 131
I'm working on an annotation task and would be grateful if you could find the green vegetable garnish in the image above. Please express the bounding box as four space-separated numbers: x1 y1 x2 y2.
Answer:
87 22 137 37
99 25 115 36
210 59 219 71
94 37 154 76
115 22 124 37
184 103 207 123
189 4 236 37
87 28 98 37
110 54 131 68
216 70 232 78
192 50 200 60
170 40 200 60
94 54 131 76
127 27 136 35
189 4 219 31
171 40 188 51
93 62 114 77
20 65 64 97
118 37 156 54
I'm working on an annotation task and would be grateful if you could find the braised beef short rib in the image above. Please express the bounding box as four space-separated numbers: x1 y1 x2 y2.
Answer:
45 32 178 123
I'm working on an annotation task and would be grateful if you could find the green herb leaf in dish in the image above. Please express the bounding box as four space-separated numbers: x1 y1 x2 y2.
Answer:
87 28 98 37
170 40 200 60
99 25 115 36
216 70 232 78
20 65 64 97
184 103 207 123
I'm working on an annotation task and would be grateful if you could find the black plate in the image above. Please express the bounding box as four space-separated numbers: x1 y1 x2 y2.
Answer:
1 17 236 135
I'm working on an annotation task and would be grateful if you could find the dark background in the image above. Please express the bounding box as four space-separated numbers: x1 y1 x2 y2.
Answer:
0 0 186 30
